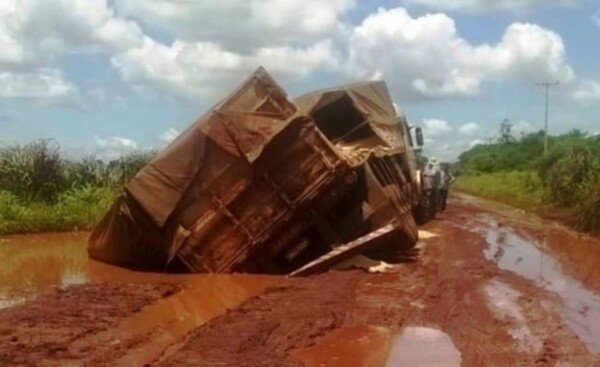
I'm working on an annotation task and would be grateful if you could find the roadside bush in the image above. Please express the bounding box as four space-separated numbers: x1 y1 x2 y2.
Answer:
0 140 64 202
456 130 600 234
0 191 32 233
542 145 600 207
52 185 116 231
0 139 155 235
572 178 600 234
453 171 545 211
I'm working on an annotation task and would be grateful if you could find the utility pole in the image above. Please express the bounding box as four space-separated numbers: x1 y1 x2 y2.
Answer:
536 81 559 156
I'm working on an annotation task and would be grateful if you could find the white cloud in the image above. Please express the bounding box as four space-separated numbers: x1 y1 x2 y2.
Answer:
593 11 600 28
346 8 576 101
405 0 578 12
115 0 353 51
423 118 453 136
94 135 139 160
571 80 600 105
0 0 144 101
469 139 486 147
112 38 337 101
482 23 575 82
159 128 180 144
95 136 138 149
0 0 598 109
458 122 482 136
16 0 144 55
512 120 536 136
0 69 77 100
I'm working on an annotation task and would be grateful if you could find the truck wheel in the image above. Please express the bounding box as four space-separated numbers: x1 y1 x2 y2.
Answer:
414 192 434 225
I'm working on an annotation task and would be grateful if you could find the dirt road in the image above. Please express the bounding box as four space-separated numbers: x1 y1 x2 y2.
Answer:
2 194 600 366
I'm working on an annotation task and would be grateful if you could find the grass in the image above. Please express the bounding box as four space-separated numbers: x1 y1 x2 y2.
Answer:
0 186 117 235
453 170 546 212
456 131 600 234
0 140 153 235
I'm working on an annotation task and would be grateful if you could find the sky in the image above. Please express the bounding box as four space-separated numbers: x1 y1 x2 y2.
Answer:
1 0 599 160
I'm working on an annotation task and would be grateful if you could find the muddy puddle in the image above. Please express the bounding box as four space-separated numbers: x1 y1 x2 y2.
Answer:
90 274 280 366
290 325 460 367
0 232 191 308
1 232 283 366
385 327 461 367
479 214 600 353
290 325 393 367
0 232 90 308
484 280 542 353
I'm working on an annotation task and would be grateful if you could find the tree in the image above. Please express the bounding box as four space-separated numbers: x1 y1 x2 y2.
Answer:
499 119 515 144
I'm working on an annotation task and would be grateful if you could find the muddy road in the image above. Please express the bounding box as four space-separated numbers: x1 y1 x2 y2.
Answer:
2 194 600 366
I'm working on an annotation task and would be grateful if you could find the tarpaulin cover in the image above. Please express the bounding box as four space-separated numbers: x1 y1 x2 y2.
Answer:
295 81 407 157
88 67 298 268
127 67 297 228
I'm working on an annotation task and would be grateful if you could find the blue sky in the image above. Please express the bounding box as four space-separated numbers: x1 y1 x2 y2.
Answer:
1 0 599 160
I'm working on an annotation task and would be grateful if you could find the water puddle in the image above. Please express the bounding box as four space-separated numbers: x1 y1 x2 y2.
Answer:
1 232 284 366
484 280 542 353
290 325 393 367
291 325 460 367
97 274 279 366
480 215 600 353
0 232 191 308
0 232 87 307
385 327 461 367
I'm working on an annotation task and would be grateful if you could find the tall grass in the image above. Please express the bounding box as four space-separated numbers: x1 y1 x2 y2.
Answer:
454 171 545 212
0 140 154 235
456 131 600 234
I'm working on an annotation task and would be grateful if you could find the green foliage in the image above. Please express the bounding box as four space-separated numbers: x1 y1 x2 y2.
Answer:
456 130 600 234
573 177 600 235
542 144 600 207
53 185 116 230
0 140 154 234
458 131 545 173
0 140 64 202
454 171 545 211
0 191 32 233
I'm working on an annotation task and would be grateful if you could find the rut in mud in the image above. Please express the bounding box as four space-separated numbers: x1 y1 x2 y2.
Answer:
2 194 600 366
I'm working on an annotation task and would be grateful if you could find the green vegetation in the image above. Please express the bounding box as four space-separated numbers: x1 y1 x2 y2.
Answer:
453 171 545 211
455 129 600 234
0 140 154 235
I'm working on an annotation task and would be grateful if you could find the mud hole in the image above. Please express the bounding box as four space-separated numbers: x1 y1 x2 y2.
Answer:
2 195 600 366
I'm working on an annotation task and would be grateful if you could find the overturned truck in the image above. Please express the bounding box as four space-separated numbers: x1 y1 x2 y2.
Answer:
88 68 425 275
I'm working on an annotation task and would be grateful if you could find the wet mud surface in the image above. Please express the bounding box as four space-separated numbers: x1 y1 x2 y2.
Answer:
0 282 179 366
2 194 600 366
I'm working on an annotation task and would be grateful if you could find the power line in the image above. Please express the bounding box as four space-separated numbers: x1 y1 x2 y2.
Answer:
536 81 559 156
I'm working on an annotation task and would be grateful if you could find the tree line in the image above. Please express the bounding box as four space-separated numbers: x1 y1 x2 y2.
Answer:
0 140 155 234
456 128 600 234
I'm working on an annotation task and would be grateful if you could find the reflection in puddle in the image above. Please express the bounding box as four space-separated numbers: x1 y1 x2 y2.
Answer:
0 232 89 307
480 215 600 353
484 280 542 353
108 274 280 366
1 233 283 366
290 325 393 367
0 232 190 309
292 326 461 367
385 327 461 367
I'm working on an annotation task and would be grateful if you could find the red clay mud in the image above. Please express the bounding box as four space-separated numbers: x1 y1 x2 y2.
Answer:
0 282 179 366
2 195 600 366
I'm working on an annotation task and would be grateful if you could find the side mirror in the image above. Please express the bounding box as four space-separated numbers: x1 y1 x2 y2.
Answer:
415 127 424 147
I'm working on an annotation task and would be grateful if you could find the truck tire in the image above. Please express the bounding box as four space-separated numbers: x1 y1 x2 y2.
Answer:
414 190 434 225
